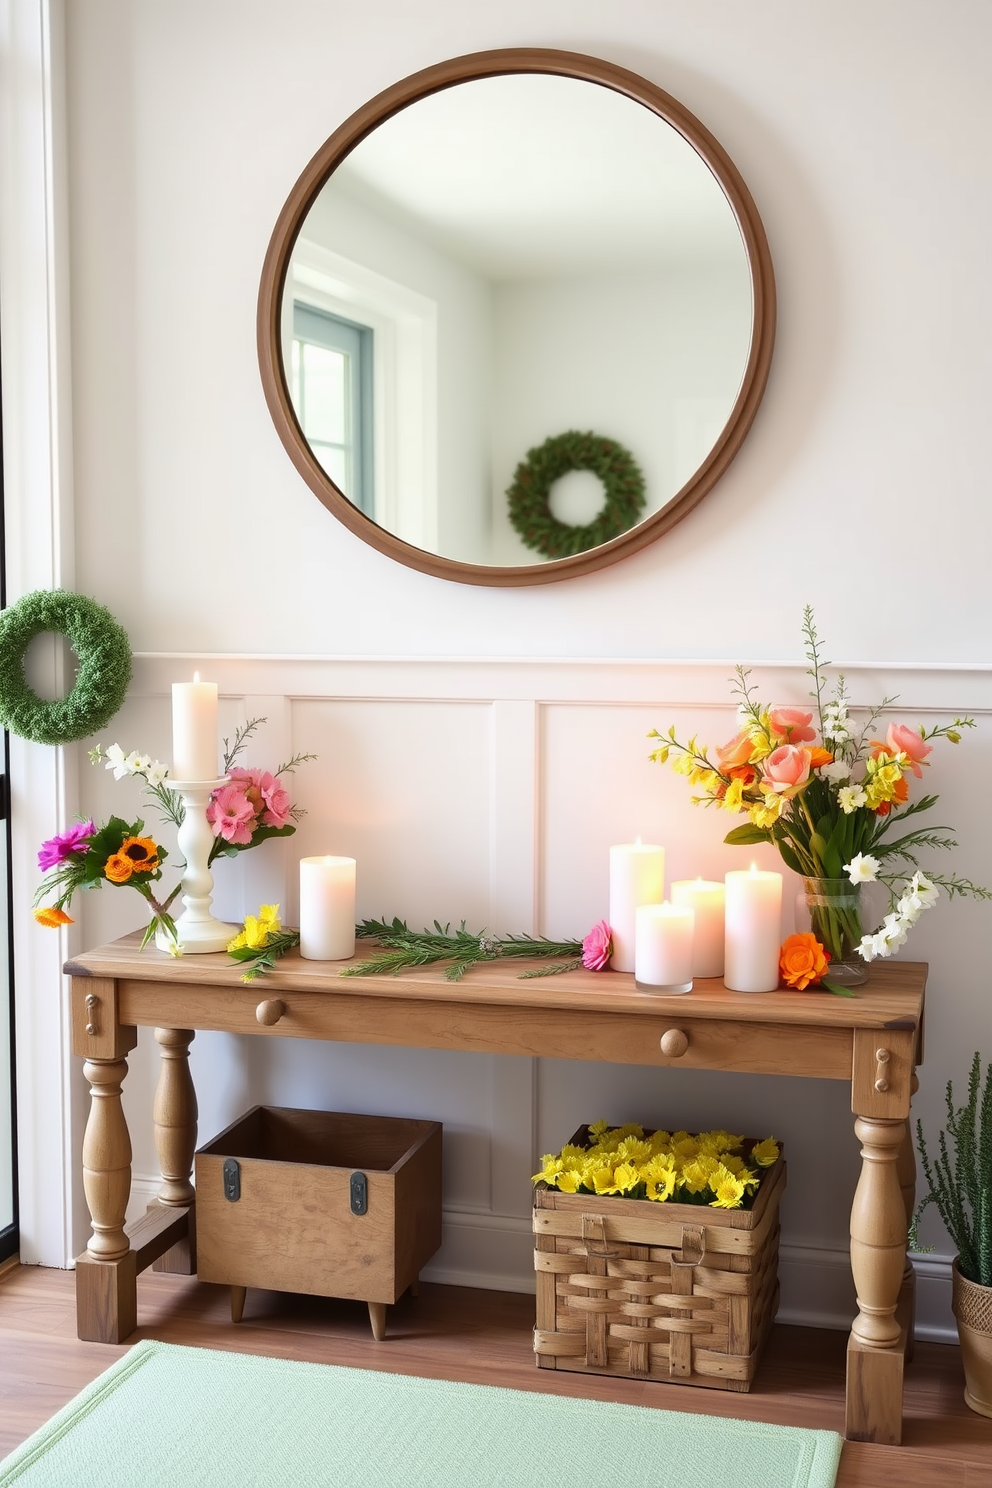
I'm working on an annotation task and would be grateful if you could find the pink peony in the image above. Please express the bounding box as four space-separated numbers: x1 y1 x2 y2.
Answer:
38 819 95 871
761 744 812 797
582 920 613 971
768 707 816 744
885 723 932 779
206 784 257 845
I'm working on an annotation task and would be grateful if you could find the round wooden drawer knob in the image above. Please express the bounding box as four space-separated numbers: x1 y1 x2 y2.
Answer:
255 999 286 1027
660 1028 689 1058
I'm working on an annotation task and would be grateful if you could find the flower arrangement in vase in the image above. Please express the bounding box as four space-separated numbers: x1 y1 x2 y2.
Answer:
649 609 989 989
34 718 313 950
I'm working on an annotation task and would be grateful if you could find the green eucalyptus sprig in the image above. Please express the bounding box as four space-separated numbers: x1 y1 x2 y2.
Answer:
343 917 585 983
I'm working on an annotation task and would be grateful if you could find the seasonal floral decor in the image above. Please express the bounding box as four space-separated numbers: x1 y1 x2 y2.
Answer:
778 932 831 991
533 1120 780 1211
33 718 313 951
342 917 616 982
0 589 132 745
227 904 301 982
649 608 990 973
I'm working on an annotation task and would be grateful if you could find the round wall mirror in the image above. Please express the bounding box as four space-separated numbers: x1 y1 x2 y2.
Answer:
258 49 775 586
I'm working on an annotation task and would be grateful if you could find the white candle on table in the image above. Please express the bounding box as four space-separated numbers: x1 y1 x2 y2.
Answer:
724 865 783 992
609 839 665 973
635 901 694 993
299 855 357 961
671 878 726 978
171 673 218 781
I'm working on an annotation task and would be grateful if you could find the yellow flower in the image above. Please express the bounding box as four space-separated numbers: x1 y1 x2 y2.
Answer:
33 905 74 928
588 1118 611 1141
750 1137 780 1168
699 1130 744 1154
749 796 784 829
258 903 282 931
612 1162 641 1194
680 1156 718 1193
710 1165 747 1209
671 1135 700 1164
617 1137 651 1165
532 1155 563 1185
641 1154 677 1202
590 1166 622 1195
673 752 697 778
556 1171 580 1193
722 778 745 812
119 835 160 874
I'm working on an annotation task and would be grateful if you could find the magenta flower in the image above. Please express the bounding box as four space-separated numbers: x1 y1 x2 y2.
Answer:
206 784 257 846
38 820 95 871
582 919 614 971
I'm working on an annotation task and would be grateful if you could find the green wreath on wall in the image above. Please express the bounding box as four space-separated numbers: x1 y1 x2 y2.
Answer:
506 430 647 561
0 590 132 745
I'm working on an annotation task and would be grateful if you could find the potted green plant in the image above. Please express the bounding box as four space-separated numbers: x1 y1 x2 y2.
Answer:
912 1052 992 1417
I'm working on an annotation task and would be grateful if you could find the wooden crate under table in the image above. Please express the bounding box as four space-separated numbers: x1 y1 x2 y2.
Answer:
534 1130 785 1391
195 1106 442 1337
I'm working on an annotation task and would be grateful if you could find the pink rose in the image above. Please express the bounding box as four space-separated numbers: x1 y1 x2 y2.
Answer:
768 707 816 744
885 723 932 779
761 744 812 797
582 920 613 971
206 784 257 845
715 731 757 771
258 771 292 827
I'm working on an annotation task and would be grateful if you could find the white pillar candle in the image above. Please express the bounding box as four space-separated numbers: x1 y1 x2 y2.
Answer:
609 840 665 973
635 901 694 993
171 674 218 782
724 865 783 993
671 878 726 979
299 855 357 961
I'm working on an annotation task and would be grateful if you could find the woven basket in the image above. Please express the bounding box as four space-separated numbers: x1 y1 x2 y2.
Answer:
951 1260 992 1418
533 1127 785 1391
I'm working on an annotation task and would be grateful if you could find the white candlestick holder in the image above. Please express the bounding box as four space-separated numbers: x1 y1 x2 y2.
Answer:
155 777 240 955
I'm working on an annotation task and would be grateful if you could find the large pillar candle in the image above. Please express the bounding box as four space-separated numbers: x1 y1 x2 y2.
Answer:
671 878 726 978
724 865 783 992
299 855 357 961
171 674 218 781
609 840 665 972
635 901 694 993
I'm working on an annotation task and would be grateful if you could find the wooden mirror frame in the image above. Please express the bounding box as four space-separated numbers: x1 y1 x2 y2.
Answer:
258 48 776 587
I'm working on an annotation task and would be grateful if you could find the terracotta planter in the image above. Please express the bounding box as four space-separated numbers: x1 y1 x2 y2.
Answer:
952 1259 992 1418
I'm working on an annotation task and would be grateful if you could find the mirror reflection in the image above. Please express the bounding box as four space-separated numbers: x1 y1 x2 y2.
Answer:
281 72 754 566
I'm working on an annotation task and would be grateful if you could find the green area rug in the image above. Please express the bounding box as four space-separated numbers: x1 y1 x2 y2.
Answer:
0 1339 842 1488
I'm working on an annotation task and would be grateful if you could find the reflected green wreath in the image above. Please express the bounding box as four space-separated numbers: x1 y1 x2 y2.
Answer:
0 590 132 745
506 430 647 560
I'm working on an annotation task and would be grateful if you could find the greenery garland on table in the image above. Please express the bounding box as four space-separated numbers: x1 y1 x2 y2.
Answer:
343 919 586 982
506 430 647 560
0 590 132 745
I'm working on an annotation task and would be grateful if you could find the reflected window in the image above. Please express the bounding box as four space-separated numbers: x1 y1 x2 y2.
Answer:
291 305 374 514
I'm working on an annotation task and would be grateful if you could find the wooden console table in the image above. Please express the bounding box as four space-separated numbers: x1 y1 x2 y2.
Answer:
67 934 925 1445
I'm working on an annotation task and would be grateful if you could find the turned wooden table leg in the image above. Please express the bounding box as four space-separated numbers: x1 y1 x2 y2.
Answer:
150 1028 198 1273
846 1028 918 1445
76 1053 138 1341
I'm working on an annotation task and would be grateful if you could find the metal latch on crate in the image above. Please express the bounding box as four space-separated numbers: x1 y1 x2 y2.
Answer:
350 1171 368 1215
222 1158 241 1202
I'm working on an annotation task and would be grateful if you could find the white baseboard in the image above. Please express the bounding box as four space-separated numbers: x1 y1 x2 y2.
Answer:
126 1176 958 1341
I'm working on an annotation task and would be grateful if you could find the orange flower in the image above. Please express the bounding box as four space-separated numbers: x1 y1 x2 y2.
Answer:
808 747 834 770
715 731 757 771
33 906 74 928
120 835 160 874
779 932 830 990
104 852 134 883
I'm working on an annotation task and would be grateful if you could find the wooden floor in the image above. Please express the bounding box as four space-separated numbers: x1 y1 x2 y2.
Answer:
0 1264 990 1485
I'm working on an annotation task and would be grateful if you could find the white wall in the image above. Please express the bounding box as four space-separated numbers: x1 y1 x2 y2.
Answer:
5 0 992 1344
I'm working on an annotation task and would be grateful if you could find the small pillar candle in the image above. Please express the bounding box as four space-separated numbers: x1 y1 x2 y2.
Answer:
609 840 665 973
635 901 694 993
671 878 726 978
724 865 783 992
299 855 357 961
171 674 218 781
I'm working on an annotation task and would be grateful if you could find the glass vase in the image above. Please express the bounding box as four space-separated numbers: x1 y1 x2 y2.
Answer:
800 876 869 987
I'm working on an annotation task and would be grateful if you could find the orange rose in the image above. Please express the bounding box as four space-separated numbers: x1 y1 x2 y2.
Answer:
715 731 757 771
104 852 133 884
779 932 830 990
